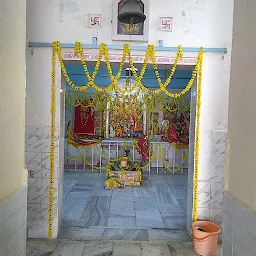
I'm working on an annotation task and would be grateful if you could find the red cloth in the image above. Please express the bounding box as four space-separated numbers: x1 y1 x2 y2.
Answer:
180 125 189 144
168 124 180 143
67 121 101 147
137 135 150 162
74 101 95 137
178 113 189 144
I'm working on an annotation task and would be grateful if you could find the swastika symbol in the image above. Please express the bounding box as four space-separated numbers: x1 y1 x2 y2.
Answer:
88 15 101 28
161 20 171 29
90 17 100 26
159 17 173 32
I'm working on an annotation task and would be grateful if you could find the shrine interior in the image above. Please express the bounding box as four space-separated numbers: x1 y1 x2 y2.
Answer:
60 61 195 240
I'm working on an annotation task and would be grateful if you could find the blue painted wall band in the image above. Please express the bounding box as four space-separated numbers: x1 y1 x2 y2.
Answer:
28 42 228 53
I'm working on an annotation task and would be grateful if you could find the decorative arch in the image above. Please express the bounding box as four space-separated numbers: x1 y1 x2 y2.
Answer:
112 0 149 42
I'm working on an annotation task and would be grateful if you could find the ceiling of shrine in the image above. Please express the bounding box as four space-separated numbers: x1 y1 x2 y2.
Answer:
65 60 194 70
64 63 194 90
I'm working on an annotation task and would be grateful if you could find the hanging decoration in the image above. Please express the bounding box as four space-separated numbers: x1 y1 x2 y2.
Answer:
193 48 204 222
67 121 101 148
48 42 56 240
109 90 144 138
66 90 190 142
54 41 190 95
49 40 204 239
65 137 188 172
66 91 190 116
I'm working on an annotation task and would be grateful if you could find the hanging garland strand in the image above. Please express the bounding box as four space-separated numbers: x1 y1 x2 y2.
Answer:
50 41 204 233
48 42 56 240
55 41 90 91
65 90 190 115
151 44 200 98
159 61 199 98
65 91 86 108
75 42 103 82
65 91 111 111
151 45 183 89
193 47 204 222
65 137 188 172
54 41 203 97
74 42 130 92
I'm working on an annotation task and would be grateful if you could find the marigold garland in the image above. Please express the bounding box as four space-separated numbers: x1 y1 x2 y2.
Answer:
53 41 202 97
49 41 205 238
67 122 102 148
48 42 56 240
65 138 188 171
151 45 183 89
65 90 190 116
193 47 204 222
127 44 183 95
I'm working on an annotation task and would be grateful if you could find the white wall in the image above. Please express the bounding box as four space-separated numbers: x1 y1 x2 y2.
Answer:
226 0 256 212
27 0 232 47
26 0 233 126
223 1 256 254
26 0 234 238
0 0 27 201
0 0 27 254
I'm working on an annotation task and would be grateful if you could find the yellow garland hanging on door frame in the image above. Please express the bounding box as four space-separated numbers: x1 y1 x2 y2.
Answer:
48 42 57 240
192 47 204 222
54 41 189 95
49 42 204 239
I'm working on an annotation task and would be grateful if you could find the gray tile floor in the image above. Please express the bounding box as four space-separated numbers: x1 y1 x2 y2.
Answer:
26 239 222 256
60 171 189 241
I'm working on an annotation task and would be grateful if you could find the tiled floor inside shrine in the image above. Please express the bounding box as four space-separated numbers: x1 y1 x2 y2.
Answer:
60 171 190 241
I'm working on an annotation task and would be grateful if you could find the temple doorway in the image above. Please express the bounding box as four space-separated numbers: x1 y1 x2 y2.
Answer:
58 60 197 241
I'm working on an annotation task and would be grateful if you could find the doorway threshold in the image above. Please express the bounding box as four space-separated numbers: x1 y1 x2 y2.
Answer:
59 226 191 242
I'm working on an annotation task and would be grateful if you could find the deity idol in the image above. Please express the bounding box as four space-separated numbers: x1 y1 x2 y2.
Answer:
161 119 170 141
168 124 180 143
133 111 143 135
121 122 130 137
134 120 143 135
115 124 122 137
109 124 115 138
151 112 159 135
128 116 135 136
178 112 190 144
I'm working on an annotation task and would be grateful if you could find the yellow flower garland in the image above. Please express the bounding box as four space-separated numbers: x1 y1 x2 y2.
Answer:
67 140 187 171
150 45 183 88
53 41 203 97
48 42 56 240
74 42 130 92
160 61 199 98
193 48 204 222
50 41 205 237
55 41 90 91
65 90 189 116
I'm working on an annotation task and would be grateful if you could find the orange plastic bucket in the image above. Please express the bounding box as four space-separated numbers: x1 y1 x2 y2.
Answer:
191 221 221 256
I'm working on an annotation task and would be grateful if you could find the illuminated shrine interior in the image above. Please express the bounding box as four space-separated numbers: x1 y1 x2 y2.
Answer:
61 61 194 240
